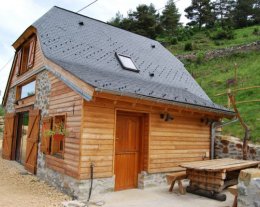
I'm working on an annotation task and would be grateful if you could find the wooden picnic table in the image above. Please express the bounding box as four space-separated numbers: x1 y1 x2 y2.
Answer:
179 158 260 201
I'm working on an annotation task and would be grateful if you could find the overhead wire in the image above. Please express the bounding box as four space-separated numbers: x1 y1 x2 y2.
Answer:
0 57 13 73
77 0 98 13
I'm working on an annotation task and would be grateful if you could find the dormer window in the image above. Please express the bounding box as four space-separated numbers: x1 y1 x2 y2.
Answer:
15 36 36 76
116 53 139 72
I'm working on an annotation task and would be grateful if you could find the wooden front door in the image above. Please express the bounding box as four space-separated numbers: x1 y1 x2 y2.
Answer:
2 113 15 160
115 112 143 191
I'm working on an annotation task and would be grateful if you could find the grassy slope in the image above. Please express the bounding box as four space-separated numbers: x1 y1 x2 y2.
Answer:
167 25 260 55
161 25 260 142
184 51 260 142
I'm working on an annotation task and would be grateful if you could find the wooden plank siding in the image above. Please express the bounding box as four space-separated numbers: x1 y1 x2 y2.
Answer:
80 93 212 179
149 113 210 173
10 37 44 85
47 72 83 178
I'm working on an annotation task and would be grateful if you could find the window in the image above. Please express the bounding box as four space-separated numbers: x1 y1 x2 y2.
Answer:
15 36 36 76
50 115 66 158
40 114 67 158
20 80 36 99
116 53 139 72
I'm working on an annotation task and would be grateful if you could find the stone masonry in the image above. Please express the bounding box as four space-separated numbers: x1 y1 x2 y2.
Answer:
215 136 260 161
238 168 260 207
5 87 16 113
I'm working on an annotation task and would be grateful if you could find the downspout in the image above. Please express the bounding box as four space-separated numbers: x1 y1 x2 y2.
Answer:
210 118 238 159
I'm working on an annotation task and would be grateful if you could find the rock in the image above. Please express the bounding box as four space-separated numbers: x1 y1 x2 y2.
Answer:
62 201 86 207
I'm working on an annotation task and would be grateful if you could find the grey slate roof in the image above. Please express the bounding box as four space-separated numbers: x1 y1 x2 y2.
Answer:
33 6 232 114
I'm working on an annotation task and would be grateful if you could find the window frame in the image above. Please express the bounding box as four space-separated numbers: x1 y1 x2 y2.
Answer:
16 78 36 101
16 35 36 76
115 53 139 72
50 114 67 159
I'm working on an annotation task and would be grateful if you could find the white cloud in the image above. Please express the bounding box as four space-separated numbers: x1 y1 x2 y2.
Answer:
0 0 190 102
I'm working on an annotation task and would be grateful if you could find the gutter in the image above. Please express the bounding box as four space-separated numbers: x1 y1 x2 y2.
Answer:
95 88 235 117
210 118 238 159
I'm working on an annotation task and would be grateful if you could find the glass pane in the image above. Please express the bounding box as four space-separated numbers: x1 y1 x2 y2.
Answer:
118 55 138 71
20 80 36 99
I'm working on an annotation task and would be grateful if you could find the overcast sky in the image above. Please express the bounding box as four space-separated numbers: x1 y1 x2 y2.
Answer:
0 0 191 102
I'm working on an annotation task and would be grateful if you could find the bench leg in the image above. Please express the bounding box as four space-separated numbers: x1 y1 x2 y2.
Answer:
178 180 185 195
169 179 176 192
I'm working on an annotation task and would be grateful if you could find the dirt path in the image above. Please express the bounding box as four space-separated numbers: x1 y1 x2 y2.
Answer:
0 140 71 207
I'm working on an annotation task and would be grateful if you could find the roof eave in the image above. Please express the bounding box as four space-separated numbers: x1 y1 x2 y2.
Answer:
94 88 236 118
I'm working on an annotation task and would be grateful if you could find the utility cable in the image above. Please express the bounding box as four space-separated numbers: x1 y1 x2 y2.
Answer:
0 57 13 73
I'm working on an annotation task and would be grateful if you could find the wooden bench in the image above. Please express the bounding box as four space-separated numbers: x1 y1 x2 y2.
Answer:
166 171 187 194
228 185 237 207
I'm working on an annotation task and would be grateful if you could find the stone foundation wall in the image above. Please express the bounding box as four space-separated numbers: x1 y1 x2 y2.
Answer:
238 168 260 207
138 171 167 189
37 164 115 200
215 136 260 160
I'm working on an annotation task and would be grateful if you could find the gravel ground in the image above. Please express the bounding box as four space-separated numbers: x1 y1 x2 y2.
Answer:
0 140 71 207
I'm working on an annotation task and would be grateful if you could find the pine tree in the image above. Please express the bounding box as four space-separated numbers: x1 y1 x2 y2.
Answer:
160 0 181 36
233 0 256 27
128 4 161 39
109 11 124 27
185 0 215 29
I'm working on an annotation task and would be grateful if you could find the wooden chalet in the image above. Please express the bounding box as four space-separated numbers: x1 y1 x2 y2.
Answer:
1 7 235 197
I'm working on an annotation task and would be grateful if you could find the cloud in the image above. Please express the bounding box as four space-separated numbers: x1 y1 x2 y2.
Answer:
0 0 190 102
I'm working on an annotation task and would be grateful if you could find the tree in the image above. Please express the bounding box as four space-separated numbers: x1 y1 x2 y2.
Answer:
233 0 256 27
109 11 124 27
252 0 260 25
185 0 215 29
212 0 236 28
108 4 161 39
160 0 181 36
129 4 161 39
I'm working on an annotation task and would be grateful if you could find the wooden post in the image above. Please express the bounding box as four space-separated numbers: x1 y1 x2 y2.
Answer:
227 93 250 160
227 88 231 108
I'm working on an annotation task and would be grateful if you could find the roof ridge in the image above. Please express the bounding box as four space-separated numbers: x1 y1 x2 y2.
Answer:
53 6 158 43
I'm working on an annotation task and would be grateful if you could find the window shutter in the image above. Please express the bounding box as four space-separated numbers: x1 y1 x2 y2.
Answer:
2 113 16 160
40 117 52 154
27 37 36 69
25 109 40 174
15 50 22 76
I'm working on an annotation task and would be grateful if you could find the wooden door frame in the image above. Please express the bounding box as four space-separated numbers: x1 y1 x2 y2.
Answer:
11 105 34 160
114 109 149 189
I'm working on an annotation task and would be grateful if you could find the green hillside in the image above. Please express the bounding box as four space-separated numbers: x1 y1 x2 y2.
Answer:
164 25 260 55
167 26 260 142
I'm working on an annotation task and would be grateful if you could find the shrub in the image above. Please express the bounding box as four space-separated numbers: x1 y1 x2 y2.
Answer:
196 52 205 64
211 28 235 40
184 42 193 51
252 28 259 36
0 105 4 116
214 40 224 46
170 37 178 45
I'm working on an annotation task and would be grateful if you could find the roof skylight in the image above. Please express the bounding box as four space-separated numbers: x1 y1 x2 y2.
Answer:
116 53 139 72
